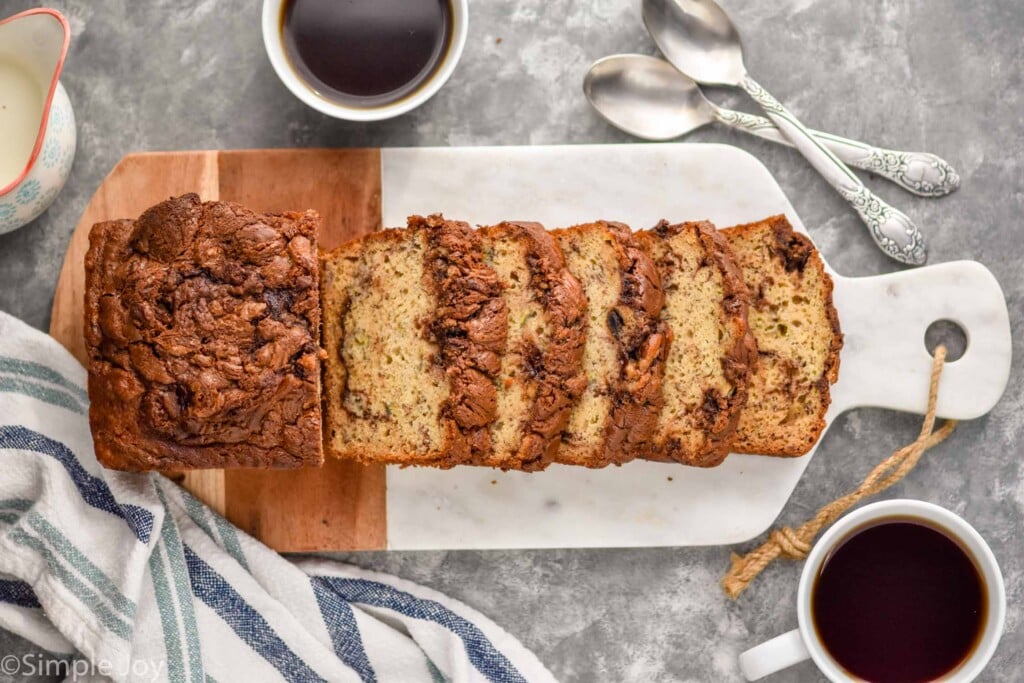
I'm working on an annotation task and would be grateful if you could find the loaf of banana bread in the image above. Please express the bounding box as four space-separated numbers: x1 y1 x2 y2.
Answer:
84 193 324 470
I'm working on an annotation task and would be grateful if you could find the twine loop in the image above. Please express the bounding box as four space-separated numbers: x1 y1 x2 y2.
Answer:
769 528 811 560
722 345 957 599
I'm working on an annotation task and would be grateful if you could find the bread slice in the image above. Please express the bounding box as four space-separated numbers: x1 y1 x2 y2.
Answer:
321 215 507 468
721 215 842 455
635 220 756 467
478 221 587 471
553 222 670 467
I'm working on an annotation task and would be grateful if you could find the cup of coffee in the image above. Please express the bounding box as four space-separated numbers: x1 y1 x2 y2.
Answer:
739 499 1005 682
261 0 468 121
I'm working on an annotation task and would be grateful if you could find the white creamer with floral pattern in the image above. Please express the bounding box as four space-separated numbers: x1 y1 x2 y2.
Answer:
0 9 76 235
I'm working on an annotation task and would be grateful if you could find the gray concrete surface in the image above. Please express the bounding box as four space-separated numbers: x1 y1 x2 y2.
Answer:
1 0 1021 680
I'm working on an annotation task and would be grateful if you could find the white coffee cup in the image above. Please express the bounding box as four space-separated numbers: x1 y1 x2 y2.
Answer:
739 499 1005 682
261 0 468 121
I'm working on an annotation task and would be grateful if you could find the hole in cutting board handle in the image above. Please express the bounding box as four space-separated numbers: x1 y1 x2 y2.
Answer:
924 319 968 362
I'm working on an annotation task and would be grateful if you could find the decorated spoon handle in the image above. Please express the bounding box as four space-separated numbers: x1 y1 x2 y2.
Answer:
712 108 960 198
739 74 927 266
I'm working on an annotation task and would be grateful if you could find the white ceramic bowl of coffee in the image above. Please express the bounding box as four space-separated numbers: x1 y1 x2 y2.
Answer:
740 499 1005 682
261 0 468 122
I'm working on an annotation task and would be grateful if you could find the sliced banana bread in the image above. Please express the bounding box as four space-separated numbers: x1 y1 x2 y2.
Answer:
478 221 588 471
721 215 842 456
553 222 670 467
321 215 507 468
636 220 756 467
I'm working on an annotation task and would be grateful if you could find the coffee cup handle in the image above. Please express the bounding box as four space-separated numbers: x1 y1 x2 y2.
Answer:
738 629 810 680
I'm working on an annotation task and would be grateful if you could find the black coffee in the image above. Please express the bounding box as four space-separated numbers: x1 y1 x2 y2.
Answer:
812 518 986 683
280 0 452 107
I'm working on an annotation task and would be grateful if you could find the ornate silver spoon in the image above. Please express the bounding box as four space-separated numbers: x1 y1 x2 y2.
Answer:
643 0 927 265
584 54 960 199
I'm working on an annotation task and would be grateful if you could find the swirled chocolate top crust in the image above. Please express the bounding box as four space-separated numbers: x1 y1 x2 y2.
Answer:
85 193 323 470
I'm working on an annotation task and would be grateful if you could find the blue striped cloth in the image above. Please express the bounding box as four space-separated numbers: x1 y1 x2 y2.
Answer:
0 311 556 683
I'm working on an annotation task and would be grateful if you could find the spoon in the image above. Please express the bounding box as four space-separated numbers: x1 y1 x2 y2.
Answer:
642 0 927 265
584 54 960 199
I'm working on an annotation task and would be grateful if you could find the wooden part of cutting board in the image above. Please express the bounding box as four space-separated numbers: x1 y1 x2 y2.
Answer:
50 149 387 551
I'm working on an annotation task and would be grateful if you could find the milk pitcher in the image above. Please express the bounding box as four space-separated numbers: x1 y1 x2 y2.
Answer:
0 8 75 234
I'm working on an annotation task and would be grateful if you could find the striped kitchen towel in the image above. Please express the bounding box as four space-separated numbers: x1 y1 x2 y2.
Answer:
0 311 556 683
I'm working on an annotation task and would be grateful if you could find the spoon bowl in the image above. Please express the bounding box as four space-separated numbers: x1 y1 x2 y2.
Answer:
584 54 716 140
642 0 746 86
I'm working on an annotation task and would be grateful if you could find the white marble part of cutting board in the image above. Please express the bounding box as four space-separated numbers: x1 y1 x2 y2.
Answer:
377 143 1012 550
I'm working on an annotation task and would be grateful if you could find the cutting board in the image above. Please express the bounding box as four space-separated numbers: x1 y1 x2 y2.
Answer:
51 145 1013 552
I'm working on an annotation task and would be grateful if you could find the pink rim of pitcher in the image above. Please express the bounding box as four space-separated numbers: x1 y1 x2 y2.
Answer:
0 7 71 197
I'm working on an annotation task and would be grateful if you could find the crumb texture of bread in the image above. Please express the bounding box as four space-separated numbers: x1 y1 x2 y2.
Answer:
480 222 587 471
554 222 669 467
329 228 447 462
636 220 755 467
84 193 324 471
322 215 507 468
722 215 843 456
